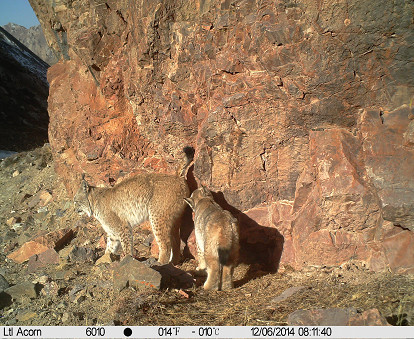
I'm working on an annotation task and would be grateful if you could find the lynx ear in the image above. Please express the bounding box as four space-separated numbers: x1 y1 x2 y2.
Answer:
184 197 195 210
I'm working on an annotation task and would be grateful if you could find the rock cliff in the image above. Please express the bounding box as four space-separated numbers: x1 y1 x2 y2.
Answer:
29 0 414 273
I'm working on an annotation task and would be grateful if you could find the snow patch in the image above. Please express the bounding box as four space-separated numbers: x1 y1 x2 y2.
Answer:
0 28 48 84
0 150 17 160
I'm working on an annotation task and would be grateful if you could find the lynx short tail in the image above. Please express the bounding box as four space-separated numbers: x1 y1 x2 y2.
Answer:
218 247 231 266
180 146 195 177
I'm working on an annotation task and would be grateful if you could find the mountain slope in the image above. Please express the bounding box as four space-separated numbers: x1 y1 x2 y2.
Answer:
0 27 49 151
2 23 57 65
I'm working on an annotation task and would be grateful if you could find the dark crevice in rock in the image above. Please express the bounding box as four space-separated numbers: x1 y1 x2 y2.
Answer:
380 111 385 124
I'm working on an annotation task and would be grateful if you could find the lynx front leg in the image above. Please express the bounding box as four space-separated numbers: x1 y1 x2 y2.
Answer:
105 236 121 255
118 225 134 258
106 213 134 257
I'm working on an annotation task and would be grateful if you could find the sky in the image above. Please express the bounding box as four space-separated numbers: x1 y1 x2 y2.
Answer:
0 0 40 28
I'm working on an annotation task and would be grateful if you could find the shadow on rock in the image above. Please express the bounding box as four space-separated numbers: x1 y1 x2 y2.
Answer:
151 263 195 290
212 191 284 274
114 256 194 292
0 291 12 309
180 164 196 259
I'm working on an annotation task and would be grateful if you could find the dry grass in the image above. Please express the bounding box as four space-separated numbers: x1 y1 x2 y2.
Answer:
113 262 414 326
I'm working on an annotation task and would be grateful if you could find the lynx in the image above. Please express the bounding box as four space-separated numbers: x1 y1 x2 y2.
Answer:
73 147 194 265
184 187 239 290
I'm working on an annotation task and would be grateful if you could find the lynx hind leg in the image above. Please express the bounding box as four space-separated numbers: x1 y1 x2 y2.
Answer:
220 246 238 290
203 255 220 290
170 216 182 265
221 265 234 290
194 251 207 277
156 235 171 265
150 213 172 265
195 229 207 272
196 255 207 273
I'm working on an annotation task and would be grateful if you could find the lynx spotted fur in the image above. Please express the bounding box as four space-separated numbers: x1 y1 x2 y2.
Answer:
74 148 194 264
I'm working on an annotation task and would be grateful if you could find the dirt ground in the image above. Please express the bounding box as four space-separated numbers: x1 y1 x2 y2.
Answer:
0 145 413 326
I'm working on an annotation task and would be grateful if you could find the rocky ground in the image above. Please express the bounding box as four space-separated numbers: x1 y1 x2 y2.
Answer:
0 145 413 326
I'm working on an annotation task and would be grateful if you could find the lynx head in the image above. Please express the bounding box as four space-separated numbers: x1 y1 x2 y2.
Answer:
73 174 93 217
184 185 213 210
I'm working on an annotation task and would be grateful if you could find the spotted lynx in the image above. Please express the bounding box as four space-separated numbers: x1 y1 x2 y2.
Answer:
184 187 239 290
74 147 194 264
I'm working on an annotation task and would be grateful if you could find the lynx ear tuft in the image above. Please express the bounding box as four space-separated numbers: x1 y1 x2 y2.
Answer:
184 197 195 210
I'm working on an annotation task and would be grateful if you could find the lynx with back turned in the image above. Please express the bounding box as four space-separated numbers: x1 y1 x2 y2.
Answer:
185 187 239 290
73 147 194 264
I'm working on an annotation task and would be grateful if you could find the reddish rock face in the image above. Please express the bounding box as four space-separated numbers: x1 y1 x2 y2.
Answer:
359 106 414 231
29 0 414 272
291 128 381 268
